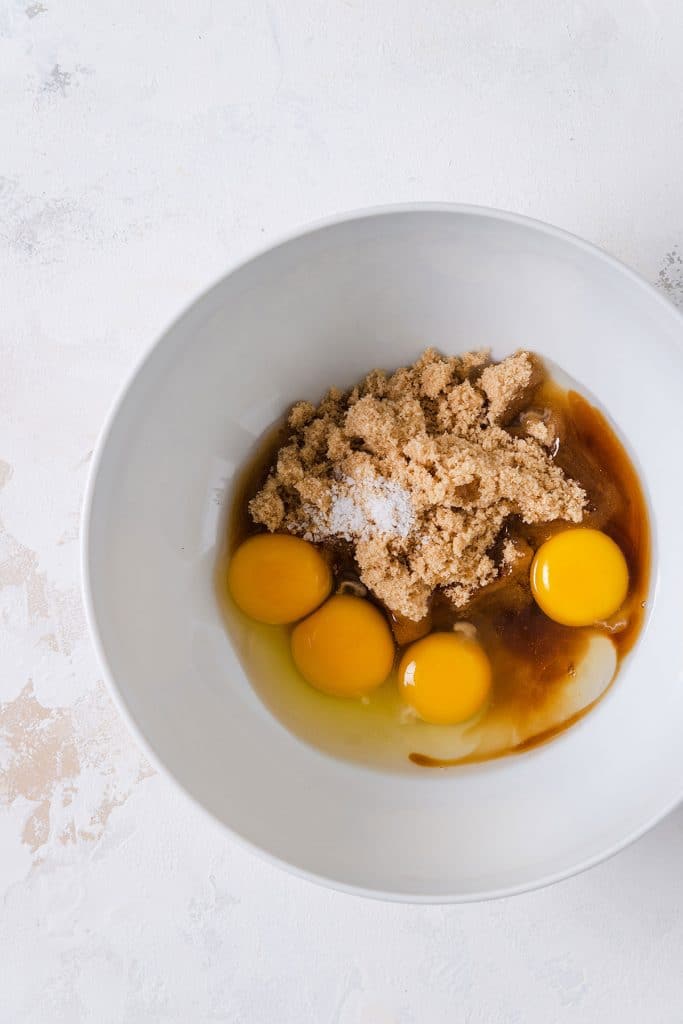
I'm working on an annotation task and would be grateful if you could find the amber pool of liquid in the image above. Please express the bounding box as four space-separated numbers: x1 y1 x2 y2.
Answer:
216 376 650 772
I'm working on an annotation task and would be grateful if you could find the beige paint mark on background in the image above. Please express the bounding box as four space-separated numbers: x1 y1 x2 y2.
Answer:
37 633 59 653
0 528 84 654
0 458 154 860
0 524 39 588
0 682 79 853
22 798 50 850
0 682 154 857
0 461 85 655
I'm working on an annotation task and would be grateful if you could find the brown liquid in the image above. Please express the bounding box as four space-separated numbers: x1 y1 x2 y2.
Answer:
220 378 650 770
409 385 650 766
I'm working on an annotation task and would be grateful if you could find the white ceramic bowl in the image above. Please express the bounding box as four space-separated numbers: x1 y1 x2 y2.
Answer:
82 205 683 902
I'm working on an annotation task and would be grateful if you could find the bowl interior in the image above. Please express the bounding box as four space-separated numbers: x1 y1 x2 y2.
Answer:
84 208 683 900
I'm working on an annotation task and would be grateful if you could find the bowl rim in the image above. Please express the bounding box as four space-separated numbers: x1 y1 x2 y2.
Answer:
80 201 683 903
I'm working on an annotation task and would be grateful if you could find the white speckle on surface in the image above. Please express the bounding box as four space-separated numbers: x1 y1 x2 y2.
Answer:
2 0 683 1019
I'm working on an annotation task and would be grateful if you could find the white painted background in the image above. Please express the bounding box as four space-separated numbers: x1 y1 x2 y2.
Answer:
1 1 683 1020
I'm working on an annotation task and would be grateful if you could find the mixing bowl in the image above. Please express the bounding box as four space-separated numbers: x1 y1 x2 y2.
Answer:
82 205 683 901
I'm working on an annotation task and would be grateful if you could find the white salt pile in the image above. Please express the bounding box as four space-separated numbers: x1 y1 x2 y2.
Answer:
306 473 415 542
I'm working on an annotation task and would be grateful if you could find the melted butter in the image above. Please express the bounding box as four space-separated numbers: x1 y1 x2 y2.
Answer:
216 377 651 772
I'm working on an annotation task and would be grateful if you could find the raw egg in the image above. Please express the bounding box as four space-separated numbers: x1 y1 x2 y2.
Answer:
530 528 629 627
291 595 395 697
228 534 331 624
398 632 492 725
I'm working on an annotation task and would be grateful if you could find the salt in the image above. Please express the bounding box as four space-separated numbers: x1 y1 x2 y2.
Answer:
312 473 415 542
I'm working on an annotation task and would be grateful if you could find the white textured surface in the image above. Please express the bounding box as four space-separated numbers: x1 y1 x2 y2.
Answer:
2 0 683 1019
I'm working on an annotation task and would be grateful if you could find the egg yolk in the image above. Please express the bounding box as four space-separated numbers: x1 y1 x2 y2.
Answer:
398 632 492 725
530 528 629 627
228 534 331 625
291 595 395 697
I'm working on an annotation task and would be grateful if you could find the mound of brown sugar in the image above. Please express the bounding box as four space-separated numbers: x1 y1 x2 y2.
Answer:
249 349 586 620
